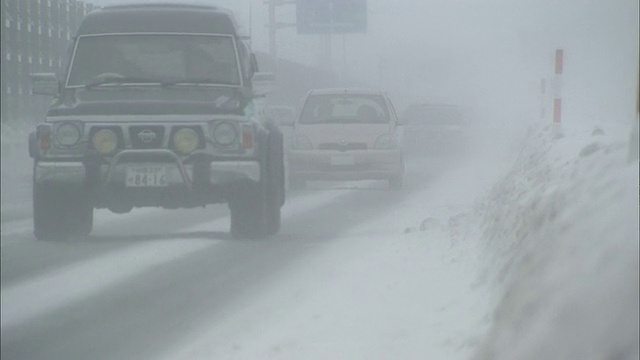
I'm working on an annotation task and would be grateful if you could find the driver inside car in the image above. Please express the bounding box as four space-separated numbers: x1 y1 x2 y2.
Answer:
316 102 334 123
357 104 380 123
185 48 217 80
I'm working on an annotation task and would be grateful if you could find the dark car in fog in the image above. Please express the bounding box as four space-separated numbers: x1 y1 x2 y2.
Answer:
27 3 285 240
402 103 471 155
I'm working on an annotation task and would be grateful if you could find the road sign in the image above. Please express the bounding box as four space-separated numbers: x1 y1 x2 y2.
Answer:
296 0 367 34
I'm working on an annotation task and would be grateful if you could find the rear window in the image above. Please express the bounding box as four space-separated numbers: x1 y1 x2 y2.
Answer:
300 94 390 124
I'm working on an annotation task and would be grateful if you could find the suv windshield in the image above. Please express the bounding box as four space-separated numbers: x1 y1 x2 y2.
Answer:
300 94 390 124
67 34 241 87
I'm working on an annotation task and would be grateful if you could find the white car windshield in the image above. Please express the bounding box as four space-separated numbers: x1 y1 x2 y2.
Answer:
67 34 241 87
300 94 390 124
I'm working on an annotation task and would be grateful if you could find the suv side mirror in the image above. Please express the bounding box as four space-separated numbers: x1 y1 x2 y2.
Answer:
397 117 408 126
31 73 59 96
252 72 276 97
250 53 259 76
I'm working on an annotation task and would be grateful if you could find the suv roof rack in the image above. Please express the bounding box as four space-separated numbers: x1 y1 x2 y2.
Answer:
103 2 219 11
78 2 238 36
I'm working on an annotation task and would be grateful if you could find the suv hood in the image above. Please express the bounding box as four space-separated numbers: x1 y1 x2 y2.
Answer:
48 87 245 116
45 113 249 123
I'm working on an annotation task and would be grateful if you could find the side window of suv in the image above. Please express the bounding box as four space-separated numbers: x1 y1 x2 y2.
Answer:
236 40 252 85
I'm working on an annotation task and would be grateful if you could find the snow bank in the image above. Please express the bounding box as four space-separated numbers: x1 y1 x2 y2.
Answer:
473 120 639 360
1 121 33 218
1 121 30 158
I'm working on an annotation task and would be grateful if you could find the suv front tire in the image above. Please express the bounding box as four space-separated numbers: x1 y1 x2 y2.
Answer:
33 181 94 241
229 131 284 239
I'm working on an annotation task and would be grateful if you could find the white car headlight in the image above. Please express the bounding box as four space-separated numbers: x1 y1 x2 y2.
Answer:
374 134 396 149
293 134 313 150
55 122 82 146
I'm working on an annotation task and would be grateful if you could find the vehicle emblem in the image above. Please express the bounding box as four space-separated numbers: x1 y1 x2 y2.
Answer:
137 129 157 143
340 140 348 146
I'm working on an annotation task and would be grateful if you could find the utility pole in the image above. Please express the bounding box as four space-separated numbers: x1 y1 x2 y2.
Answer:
325 0 334 75
268 0 276 62
266 0 296 67
322 34 332 74
342 33 347 83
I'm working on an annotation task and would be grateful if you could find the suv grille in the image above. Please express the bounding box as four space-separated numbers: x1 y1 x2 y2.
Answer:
129 126 165 149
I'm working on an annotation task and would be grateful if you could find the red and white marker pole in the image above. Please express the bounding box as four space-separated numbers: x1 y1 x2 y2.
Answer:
553 48 563 123
540 78 547 119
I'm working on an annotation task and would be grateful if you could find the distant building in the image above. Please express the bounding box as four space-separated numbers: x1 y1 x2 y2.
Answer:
1 0 95 122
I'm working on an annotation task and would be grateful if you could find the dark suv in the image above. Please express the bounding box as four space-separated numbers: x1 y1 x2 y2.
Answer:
28 3 285 240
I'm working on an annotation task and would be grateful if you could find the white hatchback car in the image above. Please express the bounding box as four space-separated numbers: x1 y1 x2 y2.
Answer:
288 88 405 189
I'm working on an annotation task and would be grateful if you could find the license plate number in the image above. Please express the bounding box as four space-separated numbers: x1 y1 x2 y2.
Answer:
330 155 355 166
126 166 167 187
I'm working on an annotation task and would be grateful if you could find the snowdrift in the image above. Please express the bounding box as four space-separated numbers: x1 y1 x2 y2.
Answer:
1 121 35 219
473 121 639 360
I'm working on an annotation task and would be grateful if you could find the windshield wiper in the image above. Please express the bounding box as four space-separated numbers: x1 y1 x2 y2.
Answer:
85 75 165 89
163 78 239 87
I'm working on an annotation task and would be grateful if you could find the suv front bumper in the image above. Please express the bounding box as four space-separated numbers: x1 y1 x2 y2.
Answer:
35 150 260 190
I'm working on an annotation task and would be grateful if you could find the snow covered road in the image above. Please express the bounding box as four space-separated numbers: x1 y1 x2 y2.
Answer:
1 141 511 360
1 119 637 360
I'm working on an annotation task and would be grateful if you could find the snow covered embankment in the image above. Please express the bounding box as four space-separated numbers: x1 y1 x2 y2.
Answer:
473 122 639 360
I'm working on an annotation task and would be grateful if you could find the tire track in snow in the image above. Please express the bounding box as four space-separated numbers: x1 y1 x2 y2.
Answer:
0 237 217 330
0 188 351 331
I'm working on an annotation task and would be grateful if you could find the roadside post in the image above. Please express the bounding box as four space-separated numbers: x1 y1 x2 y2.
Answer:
550 48 564 139
553 48 563 124
629 65 639 162
540 78 547 120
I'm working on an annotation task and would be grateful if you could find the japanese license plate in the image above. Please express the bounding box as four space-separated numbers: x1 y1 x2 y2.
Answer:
330 155 355 166
126 165 167 187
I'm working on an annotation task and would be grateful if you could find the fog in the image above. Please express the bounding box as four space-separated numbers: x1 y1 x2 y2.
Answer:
96 0 638 121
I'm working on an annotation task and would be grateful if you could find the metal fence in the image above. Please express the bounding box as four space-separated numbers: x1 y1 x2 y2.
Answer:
1 0 95 123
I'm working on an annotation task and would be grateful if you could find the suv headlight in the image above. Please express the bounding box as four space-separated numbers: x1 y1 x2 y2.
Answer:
173 127 200 154
374 134 397 149
55 122 82 147
293 134 313 150
212 122 237 147
92 129 119 154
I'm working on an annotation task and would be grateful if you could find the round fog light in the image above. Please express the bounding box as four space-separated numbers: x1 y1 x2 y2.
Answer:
92 129 118 154
173 128 199 154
